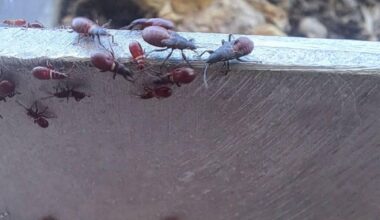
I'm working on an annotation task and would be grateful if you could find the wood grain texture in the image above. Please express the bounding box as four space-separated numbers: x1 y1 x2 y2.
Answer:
0 28 379 220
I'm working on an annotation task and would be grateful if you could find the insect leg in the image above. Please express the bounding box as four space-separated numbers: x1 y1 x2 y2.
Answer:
199 50 214 57
160 49 174 70
181 50 192 67
146 48 169 58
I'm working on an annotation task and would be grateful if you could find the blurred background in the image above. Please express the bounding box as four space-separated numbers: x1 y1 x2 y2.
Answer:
1 0 380 40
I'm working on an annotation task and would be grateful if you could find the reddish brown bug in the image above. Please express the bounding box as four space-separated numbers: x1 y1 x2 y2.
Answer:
0 80 16 101
142 26 197 68
91 49 135 82
129 40 145 70
200 34 255 87
122 18 175 30
43 83 89 102
154 67 196 87
16 100 56 128
3 19 27 26
32 62 69 80
0 70 18 102
71 17 113 45
3 19 44 28
139 86 172 99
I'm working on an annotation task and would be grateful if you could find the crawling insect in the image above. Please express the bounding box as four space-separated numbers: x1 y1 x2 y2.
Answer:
91 48 135 82
122 18 175 30
142 26 197 68
3 19 27 26
43 83 89 102
32 62 69 80
129 40 146 70
0 80 16 101
200 34 254 87
16 100 56 128
153 67 196 87
3 19 44 28
28 21 44 28
71 17 113 45
0 70 19 102
139 86 172 99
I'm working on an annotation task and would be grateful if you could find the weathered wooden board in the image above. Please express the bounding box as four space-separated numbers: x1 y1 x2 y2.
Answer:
0 28 379 220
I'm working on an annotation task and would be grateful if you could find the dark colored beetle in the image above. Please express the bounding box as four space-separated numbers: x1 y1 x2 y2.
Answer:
43 83 89 102
142 26 197 68
71 17 113 45
153 67 196 86
91 50 135 82
129 40 145 70
139 86 172 99
16 100 56 128
122 18 175 30
200 34 254 87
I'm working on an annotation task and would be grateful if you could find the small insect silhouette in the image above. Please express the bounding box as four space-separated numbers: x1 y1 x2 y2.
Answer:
42 83 90 102
138 86 172 99
16 100 56 128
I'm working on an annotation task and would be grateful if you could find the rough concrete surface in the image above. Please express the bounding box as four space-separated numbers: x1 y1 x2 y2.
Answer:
0 28 379 220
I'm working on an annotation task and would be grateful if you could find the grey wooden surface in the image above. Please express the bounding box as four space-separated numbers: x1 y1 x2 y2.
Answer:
0 28 379 220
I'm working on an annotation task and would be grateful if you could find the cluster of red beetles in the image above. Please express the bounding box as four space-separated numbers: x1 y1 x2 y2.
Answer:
1 17 255 128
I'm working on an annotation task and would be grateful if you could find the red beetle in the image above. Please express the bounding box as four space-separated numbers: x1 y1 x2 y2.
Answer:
122 18 175 30
3 19 27 26
3 19 44 28
91 50 135 82
139 86 172 99
154 67 196 87
0 70 18 102
32 62 69 80
129 41 145 70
